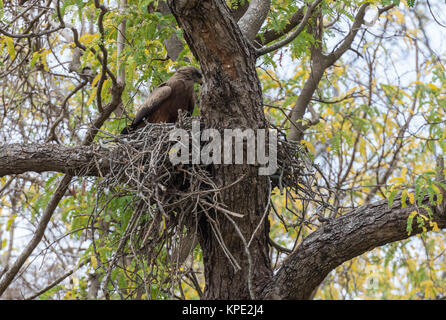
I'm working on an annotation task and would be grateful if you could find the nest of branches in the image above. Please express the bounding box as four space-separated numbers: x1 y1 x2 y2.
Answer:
90 114 326 298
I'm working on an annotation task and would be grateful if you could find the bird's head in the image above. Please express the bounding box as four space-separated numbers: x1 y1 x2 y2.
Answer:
177 66 203 85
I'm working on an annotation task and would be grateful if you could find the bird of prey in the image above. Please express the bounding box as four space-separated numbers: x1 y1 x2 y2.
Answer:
121 66 203 134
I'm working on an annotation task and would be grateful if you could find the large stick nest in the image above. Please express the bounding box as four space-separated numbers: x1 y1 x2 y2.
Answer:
90 114 326 298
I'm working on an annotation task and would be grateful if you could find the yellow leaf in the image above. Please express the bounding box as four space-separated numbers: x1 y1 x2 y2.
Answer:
91 73 101 88
333 65 344 77
79 33 99 46
321 108 334 117
86 90 96 107
91 255 98 269
393 9 405 24
408 192 415 205
162 215 166 231
402 190 408 207
432 184 441 195
427 83 439 91
401 167 407 180
300 140 315 154
406 259 416 272
425 286 435 299
430 221 439 232
6 214 17 231
411 80 424 86
64 290 72 299
4 36 15 59
39 49 51 71
345 86 358 96
388 177 405 184
421 280 435 298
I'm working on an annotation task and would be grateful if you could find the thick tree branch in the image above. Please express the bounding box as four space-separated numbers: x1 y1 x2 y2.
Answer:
287 53 325 142
263 195 446 299
0 144 109 177
238 0 271 42
255 7 304 46
255 0 323 57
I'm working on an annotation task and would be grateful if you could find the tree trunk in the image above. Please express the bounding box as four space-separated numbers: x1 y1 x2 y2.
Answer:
168 0 272 299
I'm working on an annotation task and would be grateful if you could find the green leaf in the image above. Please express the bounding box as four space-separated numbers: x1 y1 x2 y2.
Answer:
388 189 398 207
406 214 414 235
6 214 17 231
401 190 407 208
30 52 40 70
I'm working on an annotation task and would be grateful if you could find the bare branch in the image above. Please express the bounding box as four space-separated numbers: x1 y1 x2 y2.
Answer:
117 0 128 87
326 3 370 65
115 0 128 116
25 260 88 300
45 80 88 143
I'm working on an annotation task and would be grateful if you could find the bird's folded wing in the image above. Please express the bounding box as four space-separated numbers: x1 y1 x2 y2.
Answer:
132 84 172 126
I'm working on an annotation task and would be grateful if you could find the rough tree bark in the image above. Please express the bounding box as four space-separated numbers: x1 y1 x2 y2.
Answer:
167 0 272 300
237 0 271 41
0 144 109 177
